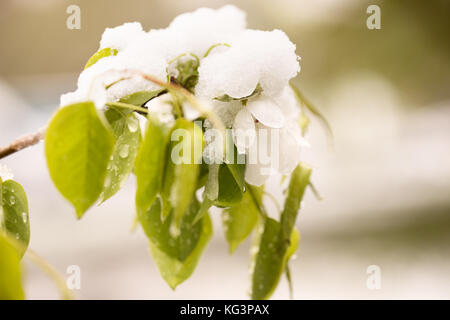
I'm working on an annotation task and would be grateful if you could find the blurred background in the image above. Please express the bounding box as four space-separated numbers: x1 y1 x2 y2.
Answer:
1 0 449 299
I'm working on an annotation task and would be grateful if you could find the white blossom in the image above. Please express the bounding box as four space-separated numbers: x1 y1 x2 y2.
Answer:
59 5 308 184
233 93 308 186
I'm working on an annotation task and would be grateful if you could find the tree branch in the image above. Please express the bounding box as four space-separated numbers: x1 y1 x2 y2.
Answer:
0 127 46 160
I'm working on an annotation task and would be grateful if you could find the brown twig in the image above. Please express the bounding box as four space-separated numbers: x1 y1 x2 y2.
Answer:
0 71 222 161
0 127 46 160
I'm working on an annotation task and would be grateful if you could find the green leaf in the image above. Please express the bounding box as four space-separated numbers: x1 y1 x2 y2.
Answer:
100 108 140 202
249 163 310 299
225 161 245 192
191 197 213 226
222 188 261 253
290 83 333 139
298 112 310 136
1 179 30 256
212 134 246 207
135 114 171 213
285 265 294 300
0 233 24 300
161 119 203 235
139 198 212 289
167 53 200 93
119 89 167 106
84 48 118 69
279 163 312 246
214 163 243 207
45 102 115 218
224 130 246 191
250 218 299 300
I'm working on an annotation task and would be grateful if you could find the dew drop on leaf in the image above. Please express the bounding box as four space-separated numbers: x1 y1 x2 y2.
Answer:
104 176 111 187
119 145 129 159
22 212 27 223
126 117 139 133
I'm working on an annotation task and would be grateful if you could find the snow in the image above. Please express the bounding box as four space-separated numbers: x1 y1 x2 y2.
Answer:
0 163 14 182
59 5 306 183
195 29 300 99
99 22 146 51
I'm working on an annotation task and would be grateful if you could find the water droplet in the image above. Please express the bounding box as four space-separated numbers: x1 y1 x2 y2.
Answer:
104 176 111 187
126 117 139 133
22 212 28 223
119 145 129 159
15 233 19 239
9 196 15 205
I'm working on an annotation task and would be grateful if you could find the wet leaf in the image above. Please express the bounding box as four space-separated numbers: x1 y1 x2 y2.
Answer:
135 115 171 213
119 89 167 106
161 119 203 235
139 198 212 289
1 179 30 256
279 163 311 246
84 47 118 69
250 218 299 300
0 233 24 300
250 164 310 299
222 187 261 253
100 108 140 202
214 163 243 207
290 83 333 139
45 102 115 218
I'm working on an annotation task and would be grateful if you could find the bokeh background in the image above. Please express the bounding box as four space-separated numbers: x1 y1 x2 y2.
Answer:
1 0 449 299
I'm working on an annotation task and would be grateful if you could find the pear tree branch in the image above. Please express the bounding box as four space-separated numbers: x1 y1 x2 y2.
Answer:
0 127 46 160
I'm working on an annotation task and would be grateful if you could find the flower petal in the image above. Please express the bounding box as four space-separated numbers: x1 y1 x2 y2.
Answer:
277 128 301 174
247 97 285 128
244 125 275 186
233 108 256 154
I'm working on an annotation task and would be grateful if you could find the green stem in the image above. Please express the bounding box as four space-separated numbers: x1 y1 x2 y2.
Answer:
137 72 226 135
246 184 268 219
4 234 75 300
26 249 76 300
204 43 231 58
308 181 323 201
290 82 334 144
168 91 184 118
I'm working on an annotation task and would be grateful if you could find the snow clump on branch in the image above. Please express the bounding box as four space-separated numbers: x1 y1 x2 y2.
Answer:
59 5 307 185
